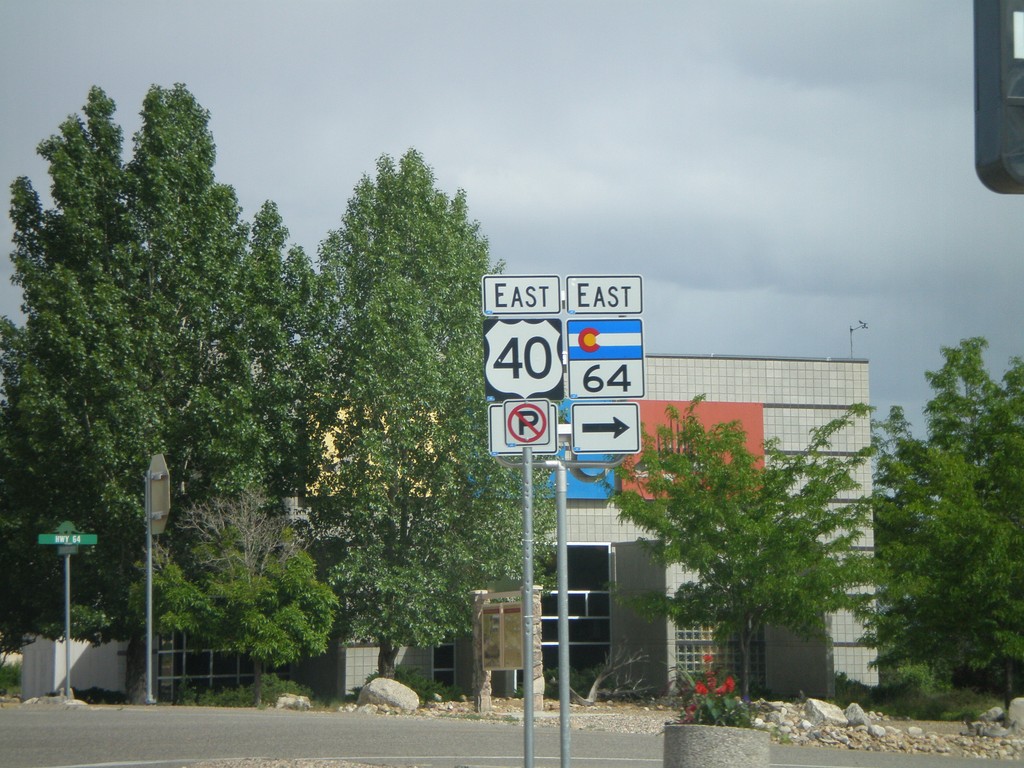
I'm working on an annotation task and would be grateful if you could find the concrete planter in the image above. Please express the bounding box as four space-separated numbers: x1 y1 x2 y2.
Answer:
663 723 769 768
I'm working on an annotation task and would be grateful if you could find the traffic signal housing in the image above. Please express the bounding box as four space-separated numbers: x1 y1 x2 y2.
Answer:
975 0 1024 193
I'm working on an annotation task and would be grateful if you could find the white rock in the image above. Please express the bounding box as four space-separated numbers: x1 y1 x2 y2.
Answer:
869 724 887 739
275 693 311 711
907 726 924 737
1009 698 1024 734
356 677 420 712
845 702 872 727
804 698 848 727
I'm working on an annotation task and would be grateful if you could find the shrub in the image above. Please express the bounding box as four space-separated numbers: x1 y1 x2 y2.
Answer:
676 655 751 728
363 667 461 703
75 687 127 705
193 674 314 708
878 663 950 697
833 666 1002 722
833 672 874 707
0 660 21 695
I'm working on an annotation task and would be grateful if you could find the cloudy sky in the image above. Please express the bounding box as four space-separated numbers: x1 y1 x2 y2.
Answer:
1 1 1021 430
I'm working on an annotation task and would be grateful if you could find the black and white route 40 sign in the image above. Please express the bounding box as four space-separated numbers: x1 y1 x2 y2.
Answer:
483 318 564 402
487 400 558 455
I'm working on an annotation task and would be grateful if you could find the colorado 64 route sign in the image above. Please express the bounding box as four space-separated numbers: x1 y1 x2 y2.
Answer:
566 318 645 399
483 318 564 401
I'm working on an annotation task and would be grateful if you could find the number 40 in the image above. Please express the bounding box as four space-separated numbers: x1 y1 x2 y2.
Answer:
495 336 554 379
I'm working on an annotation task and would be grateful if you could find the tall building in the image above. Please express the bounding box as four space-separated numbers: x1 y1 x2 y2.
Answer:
296 352 876 700
552 353 876 698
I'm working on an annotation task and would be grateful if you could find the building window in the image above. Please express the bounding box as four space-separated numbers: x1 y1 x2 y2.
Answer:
156 632 287 702
541 543 611 671
432 642 455 687
675 626 765 689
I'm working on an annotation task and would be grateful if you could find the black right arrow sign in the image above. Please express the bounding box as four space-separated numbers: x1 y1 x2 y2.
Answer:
581 417 630 438
570 402 641 455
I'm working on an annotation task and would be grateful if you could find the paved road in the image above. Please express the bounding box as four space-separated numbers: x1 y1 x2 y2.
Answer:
1 705 1022 768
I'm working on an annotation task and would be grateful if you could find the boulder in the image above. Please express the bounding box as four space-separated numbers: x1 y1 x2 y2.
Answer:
357 677 419 712
844 702 872 727
275 693 311 711
979 706 1004 723
1009 698 1024 735
981 724 1011 738
804 698 847 727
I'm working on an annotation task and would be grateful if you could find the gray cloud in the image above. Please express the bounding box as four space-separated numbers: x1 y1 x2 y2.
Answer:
1 0 1020 430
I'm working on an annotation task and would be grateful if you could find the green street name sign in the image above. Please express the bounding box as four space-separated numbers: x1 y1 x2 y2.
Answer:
38 533 97 545
38 521 97 546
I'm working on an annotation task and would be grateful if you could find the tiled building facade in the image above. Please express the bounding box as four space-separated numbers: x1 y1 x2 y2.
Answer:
596 354 877 697
297 352 877 700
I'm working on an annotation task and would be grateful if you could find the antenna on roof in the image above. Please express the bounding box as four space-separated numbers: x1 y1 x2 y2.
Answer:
849 321 868 358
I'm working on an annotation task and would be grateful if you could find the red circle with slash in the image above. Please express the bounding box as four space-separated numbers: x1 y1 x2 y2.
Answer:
506 402 548 444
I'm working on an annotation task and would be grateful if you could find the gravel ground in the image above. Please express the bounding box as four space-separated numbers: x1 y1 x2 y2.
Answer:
187 763 398 768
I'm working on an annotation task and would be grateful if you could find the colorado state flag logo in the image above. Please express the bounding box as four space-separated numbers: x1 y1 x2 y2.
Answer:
567 319 643 361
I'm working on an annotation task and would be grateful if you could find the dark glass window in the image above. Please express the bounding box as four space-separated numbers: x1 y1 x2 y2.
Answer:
588 592 610 617
567 545 610 590
541 544 612 673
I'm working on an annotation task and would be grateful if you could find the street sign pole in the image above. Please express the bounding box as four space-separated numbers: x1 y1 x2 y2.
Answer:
145 468 154 705
144 454 171 705
482 273 644 768
36 522 97 701
555 461 571 768
63 550 71 700
521 445 535 768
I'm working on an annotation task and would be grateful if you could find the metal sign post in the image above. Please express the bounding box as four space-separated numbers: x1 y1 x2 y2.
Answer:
482 273 644 768
521 445 535 768
37 522 98 700
62 550 72 700
145 454 170 705
554 460 571 767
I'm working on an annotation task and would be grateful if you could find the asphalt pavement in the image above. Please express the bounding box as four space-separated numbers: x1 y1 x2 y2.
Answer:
1 704 1021 768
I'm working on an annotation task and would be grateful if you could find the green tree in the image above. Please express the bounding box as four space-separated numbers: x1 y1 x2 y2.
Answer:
311 150 532 677
239 201 336 500
616 399 873 698
870 338 1024 708
0 85 326 697
155 489 337 706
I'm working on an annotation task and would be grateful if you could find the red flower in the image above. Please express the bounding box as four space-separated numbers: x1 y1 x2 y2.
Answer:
694 682 708 695
724 676 735 693
702 654 715 664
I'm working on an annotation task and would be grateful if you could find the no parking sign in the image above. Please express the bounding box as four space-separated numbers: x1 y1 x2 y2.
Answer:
487 399 558 455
